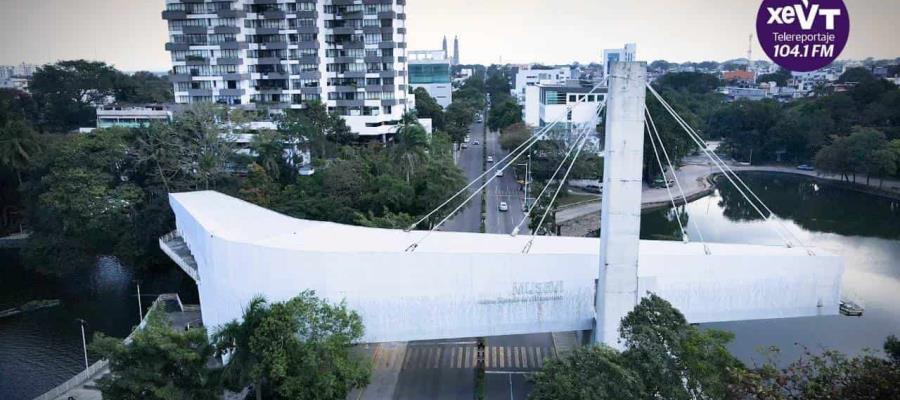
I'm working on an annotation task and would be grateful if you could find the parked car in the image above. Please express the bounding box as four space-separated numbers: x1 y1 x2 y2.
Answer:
487 155 494 163
473 140 480 145
498 202 509 212
797 164 815 171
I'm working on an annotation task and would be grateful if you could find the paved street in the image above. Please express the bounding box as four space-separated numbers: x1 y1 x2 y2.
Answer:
442 120 486 233
484 128 528 235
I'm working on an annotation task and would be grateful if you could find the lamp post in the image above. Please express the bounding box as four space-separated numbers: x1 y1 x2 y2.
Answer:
75 319 89 370
134 279 143 322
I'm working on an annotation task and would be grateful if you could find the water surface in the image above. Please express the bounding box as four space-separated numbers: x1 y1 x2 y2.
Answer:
641 172 900 365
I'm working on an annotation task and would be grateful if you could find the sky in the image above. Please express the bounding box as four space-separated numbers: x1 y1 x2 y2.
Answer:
0 0 898 72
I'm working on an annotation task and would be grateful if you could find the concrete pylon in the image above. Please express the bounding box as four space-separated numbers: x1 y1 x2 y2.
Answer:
593 62 647 347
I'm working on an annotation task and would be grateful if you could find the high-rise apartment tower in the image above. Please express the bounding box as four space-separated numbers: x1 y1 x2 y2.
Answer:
163 0 412 137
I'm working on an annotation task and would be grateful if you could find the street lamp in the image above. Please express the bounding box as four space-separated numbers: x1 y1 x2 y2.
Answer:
133 279 143 322
75 319 89 370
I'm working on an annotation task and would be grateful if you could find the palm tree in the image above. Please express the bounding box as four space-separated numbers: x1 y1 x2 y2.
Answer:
393 114 429 183
0 119 40 185
212 296 269 400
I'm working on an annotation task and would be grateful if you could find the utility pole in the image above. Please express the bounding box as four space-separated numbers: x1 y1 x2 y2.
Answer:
134 280 143 322
76 319 89 370
594 62 647 347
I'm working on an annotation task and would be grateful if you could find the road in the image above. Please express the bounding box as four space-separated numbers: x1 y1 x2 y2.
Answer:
442 120 486 233
392 120 548 400
484 128 528 235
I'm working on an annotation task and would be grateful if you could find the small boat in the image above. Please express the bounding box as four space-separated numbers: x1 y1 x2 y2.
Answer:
840 300 864 317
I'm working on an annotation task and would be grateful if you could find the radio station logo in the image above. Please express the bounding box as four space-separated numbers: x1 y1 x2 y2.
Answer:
757 0 849 72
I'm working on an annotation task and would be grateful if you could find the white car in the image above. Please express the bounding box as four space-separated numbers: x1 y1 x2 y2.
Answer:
498 202 509 212
487 155 494 163
461 142 468 149
495 169 504 177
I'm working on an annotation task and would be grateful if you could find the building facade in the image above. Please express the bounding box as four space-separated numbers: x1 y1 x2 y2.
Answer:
523 82 607 129
163 0 412 137
512 67 572 104
408 50 452 108
96 104 174 128
602 43 636 77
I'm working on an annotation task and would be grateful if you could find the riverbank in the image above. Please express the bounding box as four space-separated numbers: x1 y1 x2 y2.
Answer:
557 163 900 227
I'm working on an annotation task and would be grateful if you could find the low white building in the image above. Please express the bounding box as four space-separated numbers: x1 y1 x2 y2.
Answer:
409 50 453 108
513 67 572 104
96 104 173 128
524 82 607 129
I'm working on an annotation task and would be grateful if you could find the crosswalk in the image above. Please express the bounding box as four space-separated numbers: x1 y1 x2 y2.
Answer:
400 345 556 371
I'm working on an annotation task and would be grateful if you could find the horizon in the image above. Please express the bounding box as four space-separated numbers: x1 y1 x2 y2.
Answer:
1 0 898 71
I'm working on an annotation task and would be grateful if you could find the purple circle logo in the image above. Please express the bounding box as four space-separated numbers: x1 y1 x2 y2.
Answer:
757 0 849 72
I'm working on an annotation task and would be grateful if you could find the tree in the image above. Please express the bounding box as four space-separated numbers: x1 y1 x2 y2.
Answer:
0 118 41 184
444 101 475 143
30 60 121 131
730 336 900 399
213 291 370 400
114 71 174 104
392 117 429 183
531 294 741 400
412 87 445 130
133 103 239 192
530 346 646 400
90 308 221 400
654 72 722 95
499 122 531 153
487 97 522 132
280 101 356 160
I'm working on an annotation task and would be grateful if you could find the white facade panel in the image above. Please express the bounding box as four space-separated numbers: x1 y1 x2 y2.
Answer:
168 191 843 344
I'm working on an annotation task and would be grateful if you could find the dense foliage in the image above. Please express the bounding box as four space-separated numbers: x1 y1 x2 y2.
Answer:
213 291 370 400
709 68 900 168
29 60 173 132
91 308 221 400
530 294 741 400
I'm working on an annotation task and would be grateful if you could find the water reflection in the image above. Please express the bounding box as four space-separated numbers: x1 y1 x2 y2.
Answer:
641 172 900 366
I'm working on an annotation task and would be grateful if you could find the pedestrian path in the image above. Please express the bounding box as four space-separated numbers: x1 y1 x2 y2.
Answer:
400 344 555 371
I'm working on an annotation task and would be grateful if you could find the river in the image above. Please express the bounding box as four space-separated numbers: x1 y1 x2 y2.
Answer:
641 172 900 365
2 172 900 399
0 252 198 400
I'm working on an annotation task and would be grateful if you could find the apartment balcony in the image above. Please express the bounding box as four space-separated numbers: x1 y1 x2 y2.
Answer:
214 26 241 35
170 74 193 83
254 57 283 65
336 11 364 20
187 89 214 96
259 42 288 50
331 27 358 35
216 57 243 65
165 42 191 51
184 57 210 66
219 89 245 96
299 87 321 95
335 100 365 107
377 11 397 19
296 11 317 19
261 10 286 19
378 41 397 49
397 27 406 34
161 10 187 20
378 70 397 78
217 9 247 18
254 27 283 35
381 99 398 106
182 26 208 35
220 41 248 50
